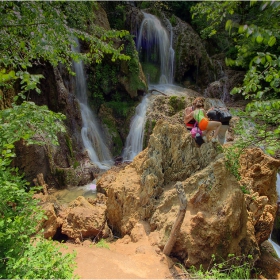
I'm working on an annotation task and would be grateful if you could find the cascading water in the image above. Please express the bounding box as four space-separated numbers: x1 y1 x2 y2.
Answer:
122 95 149 161
136 12 174 84
269 173 280 257
122 12 175 162
71 40 113 169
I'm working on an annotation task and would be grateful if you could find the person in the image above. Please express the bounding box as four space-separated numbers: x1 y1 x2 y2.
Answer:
207 107 230 144
184 97 204 131
184 99 222 143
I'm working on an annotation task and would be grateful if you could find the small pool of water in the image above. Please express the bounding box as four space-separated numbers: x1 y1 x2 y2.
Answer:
52 181 97 205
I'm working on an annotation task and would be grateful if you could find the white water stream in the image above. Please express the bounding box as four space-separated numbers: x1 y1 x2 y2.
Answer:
268 173 280 257
122 95 149 162
72 40 113 169
136 12 174 84
122 12 176 162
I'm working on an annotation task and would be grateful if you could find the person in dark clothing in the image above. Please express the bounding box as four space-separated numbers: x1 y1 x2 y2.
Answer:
207 107 230 144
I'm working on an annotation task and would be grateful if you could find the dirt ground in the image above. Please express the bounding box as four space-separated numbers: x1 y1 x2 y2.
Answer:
62 237 182 279
61 237 280 280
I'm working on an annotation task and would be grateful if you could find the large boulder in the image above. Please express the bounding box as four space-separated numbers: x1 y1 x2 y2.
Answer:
97 118 280 268
97 119 219 237
59 196 111 240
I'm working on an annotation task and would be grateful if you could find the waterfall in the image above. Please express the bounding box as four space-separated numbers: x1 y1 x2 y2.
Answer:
136 12 174 84
122 12 174 160
122 12 175 161
122 95 149 162
71 40 113 170
269 173 280 257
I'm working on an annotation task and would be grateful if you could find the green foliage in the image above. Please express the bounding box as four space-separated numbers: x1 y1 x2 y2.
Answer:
60 1 98 32
108 4 127 30
191 1 238 40
240 185 250 194
105 91 136 118
6 238 78 279
106 100 133 118
169 14 177 27
223 143 243 182
141 62 160 84
0 166 77 278
228 101 280 156
221 114 256 191
0 1 130 97
187 254 255 279
161 1 197 22
0 100 76 278
191 0 280 156
223 107 279 187
88 62 118 109
95 238 110 249
0 101 66 166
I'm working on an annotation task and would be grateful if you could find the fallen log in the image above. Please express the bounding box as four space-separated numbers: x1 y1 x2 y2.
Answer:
148 89 168 96
163 181 187 256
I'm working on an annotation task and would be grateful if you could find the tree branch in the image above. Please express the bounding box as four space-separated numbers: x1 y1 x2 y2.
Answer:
163 181 187 256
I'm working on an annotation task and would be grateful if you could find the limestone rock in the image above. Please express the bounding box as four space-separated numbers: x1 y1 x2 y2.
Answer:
240 147 280 244
204 54 245 101
41 202 60 239
97 119 280 269
60 196 111 240
151 156 253 268
99 119 218 236
172 16 213 87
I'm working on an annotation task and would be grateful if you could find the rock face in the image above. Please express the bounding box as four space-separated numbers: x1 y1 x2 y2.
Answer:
204 54 245 102
96 118 280 268
239 148 280 244
36 192 110 242
60 196 111 240
171 15 213 88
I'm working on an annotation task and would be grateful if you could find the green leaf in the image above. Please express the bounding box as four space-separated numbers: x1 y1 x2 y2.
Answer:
268 36 276 47
256 35 263 44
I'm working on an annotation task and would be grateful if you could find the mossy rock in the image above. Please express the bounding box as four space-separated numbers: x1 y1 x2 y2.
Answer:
54 167 79 188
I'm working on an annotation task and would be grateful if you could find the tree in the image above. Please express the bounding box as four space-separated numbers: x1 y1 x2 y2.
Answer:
0 102 78 278
191 1 280 155
0 1 130 97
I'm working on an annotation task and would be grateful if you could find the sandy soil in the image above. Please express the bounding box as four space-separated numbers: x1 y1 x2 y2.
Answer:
62 237 182 279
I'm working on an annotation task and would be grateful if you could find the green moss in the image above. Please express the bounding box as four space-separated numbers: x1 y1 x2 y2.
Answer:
125 36 148 92
141 62 160 83
55 167 77 188
65 134 73 158
169 14 177 26
73 161 79 169
102 117 123 156
143 119 157 148
168 96 185 114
